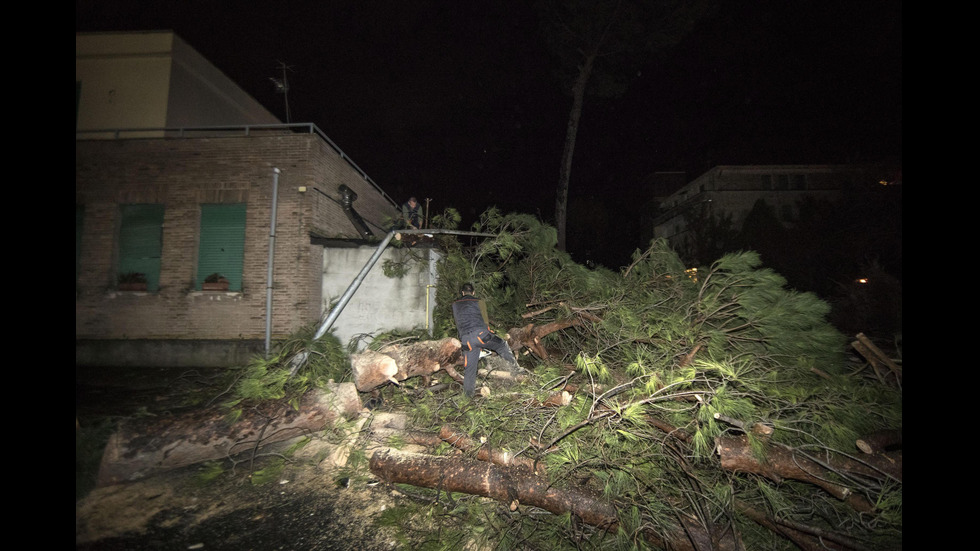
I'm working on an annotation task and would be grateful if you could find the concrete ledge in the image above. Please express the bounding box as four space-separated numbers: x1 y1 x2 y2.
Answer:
76 339 266 368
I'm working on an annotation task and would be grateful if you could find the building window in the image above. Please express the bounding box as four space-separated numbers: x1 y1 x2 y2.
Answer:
789 174 806 190
197 203 246 291
118 204 164 291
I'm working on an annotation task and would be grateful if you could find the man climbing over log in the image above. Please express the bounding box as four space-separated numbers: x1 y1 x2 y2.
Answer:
451 283 519 398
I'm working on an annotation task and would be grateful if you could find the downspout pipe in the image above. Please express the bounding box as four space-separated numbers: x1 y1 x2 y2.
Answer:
338 184 374 238
265 168 280 358
287 228 495 376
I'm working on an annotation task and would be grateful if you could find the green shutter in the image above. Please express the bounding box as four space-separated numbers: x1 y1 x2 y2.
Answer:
197 204 246 291
119 204 164 291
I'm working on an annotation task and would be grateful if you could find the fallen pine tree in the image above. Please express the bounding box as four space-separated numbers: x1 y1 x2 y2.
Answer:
387 213 904 549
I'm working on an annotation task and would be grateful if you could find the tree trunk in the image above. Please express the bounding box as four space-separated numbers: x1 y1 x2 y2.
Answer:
369 448 740 551
439 425 545 474
715 435 881 512
555 51 596 252
96 382 362 487
856 429 902 455
506 317 587 361
350 337 462 392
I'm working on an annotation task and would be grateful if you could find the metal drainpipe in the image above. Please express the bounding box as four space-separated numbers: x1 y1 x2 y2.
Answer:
265 168 280 357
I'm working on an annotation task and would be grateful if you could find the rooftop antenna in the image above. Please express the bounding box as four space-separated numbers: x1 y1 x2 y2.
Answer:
269 61 294 123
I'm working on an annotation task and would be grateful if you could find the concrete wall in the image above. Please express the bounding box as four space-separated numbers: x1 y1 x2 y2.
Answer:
320 245 440 350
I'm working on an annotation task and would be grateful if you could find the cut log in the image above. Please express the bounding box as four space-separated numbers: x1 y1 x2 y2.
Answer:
369 449 741 551
350 338 462 392
96 382 362 487
715 435 877 512
856 429 902 454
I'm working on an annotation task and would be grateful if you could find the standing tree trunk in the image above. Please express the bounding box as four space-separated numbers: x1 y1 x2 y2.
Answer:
555 51 596 252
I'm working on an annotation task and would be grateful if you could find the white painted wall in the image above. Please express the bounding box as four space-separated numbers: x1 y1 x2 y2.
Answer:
320 245 440 350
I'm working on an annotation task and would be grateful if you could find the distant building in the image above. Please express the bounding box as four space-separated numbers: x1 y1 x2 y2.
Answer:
650 164 899 258
76 31 436 367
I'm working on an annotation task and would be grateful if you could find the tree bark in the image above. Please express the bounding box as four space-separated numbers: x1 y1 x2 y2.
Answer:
96 382 362 487
369 448 740 551
715 435 879 512
350 337 462 392
439 425 545 474
507 319 581 361
856 429 902 455
851 333 902 384
555 50 595 252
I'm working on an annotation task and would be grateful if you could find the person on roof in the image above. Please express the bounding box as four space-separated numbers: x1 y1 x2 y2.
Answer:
401 197 422 230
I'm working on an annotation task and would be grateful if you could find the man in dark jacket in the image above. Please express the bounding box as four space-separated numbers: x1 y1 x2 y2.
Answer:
451 283 518 398
401 197 422 230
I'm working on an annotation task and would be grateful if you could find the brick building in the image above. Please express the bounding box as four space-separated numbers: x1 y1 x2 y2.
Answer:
76 32 423 367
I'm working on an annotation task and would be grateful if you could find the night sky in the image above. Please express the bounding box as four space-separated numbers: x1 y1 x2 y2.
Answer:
76 1 902 269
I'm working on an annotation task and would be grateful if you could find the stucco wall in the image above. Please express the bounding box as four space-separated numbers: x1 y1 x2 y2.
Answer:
320 245 440 350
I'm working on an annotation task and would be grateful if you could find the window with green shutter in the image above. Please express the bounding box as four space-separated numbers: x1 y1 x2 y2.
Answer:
197 203 246 291
118 204 164 291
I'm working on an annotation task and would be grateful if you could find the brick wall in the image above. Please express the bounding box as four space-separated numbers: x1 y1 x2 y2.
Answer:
76 132 399 364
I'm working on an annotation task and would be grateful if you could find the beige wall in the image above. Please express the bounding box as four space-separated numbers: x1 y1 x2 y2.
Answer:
76 31 280 135
76 33 174 132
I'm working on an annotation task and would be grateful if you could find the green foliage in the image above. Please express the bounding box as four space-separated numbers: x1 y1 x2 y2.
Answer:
192 461 227 486
224 321 350 412
249 457 286 485
381 258 411 278
429 207 461 230
402 211 901 549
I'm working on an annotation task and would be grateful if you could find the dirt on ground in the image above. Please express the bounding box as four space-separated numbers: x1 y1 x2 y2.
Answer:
75 366 421 551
